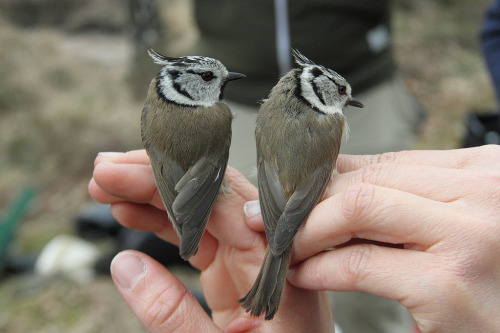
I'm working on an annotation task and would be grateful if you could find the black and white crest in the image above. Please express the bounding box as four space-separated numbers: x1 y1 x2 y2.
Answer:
148 49 217 68
292 49 316 67
292 49 355 115
148 49 231 107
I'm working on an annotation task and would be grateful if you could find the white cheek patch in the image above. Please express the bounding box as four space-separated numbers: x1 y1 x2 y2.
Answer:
300 69 343 115
159 72 217 107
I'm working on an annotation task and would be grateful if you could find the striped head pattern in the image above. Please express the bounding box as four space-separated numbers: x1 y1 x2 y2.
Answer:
149 49 244 107
292 49 363 115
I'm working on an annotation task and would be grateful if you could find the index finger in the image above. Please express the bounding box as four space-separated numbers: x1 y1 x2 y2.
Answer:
94 150 150 166
205 167 261 250
337 145 500 173
292 183 459 264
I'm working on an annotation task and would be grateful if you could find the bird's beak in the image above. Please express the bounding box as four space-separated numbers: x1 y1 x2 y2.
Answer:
226 72 246 82
347 97 364 108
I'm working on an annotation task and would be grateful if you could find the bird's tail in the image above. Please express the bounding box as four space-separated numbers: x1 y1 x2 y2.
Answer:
239 245 292 320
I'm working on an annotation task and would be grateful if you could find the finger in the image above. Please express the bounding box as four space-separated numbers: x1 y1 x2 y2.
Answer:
287 244 439 310
95 150 150 166
88 177 121 204
293 183 461 263
326 163 473 203
204 167 262 250
110 202 220 271
92 162 164 210
225 166 259 202
337 146 500 173
243 200 265 232
111 251 221 333
243 148 495 234
110 202 171 235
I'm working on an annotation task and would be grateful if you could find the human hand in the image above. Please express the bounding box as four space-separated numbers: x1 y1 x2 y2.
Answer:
88 150 333 333
279 145 500 332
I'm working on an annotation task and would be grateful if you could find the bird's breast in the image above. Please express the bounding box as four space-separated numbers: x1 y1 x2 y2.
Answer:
142 100 232 170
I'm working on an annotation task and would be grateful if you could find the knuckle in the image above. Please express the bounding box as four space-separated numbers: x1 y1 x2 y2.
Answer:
144 285 190 331
342 245 372 288
465 169 500 209
470 224 500 268
481 171 500 204
438 220 499 284
375 151 398 164
341 183 376 222
360 163 386 185
478 144 500 157
459 145 500 169
306 258 332 288
486 169 500 187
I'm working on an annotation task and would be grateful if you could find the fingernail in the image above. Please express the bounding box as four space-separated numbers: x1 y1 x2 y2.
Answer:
98 152 124 157
111 252 146 291
243 200 260 217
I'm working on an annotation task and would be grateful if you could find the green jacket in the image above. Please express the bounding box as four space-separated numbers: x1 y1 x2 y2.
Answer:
194 0 395 105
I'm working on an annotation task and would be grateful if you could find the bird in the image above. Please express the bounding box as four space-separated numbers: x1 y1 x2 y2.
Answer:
240 49 364 320
141 49 245 260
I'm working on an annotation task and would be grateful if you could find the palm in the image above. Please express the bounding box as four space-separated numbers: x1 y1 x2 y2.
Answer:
189 168 266 326
89 151 333 331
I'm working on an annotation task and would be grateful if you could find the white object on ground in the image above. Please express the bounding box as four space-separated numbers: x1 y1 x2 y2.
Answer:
35 234 100 284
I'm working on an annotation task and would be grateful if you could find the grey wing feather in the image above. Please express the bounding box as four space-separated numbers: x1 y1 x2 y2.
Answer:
270 166 331 257
263 160 287 212
149 152 185 237
257 156 287 247
172 157 227 259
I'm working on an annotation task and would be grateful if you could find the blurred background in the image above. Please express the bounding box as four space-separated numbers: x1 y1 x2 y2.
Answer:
0 0 496 332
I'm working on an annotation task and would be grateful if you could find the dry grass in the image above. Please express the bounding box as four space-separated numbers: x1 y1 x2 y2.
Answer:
0 276 145 333
394 0 496 149
0 20 142 243
0 0 496 331
0 14 146 333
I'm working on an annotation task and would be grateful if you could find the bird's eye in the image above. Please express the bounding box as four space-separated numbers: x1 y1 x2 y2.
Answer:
338 85 346 95
201 72 215 81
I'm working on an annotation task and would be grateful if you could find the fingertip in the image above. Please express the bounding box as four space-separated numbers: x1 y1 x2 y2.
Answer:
92 161 115 186
98 152 125 158
88 177 97 195
94 152 124 167
286 265 297 280
243 200 265 232
111 251 147 291
111 250 218 332
88 176 116 204
88 177 102 201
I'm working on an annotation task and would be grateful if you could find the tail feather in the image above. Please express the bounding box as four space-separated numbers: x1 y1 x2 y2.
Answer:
239 245 293 320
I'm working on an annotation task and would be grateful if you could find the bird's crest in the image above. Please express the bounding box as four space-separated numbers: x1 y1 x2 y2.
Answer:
147 49 173 65
292 49 316 67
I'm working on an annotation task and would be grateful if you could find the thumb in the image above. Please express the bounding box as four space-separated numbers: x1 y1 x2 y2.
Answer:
111 250 220 333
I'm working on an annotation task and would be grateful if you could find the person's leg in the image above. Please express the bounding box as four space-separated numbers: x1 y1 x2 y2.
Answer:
226 101 259 184
341 75 424 155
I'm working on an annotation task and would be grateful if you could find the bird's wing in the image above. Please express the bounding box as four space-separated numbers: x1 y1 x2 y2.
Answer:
148 150 185 236
172 155 228 258
257 156 287 247
270 165 332 257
